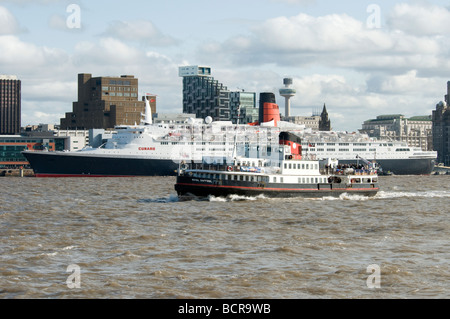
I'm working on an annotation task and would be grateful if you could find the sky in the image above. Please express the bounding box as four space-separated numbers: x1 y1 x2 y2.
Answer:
1 0 450 131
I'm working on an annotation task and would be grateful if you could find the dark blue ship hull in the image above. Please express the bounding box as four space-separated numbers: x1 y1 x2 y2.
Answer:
23 151 435 177
22 151 179 177
339 158 435 175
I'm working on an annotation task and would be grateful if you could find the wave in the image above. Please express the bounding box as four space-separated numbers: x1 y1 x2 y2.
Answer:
208 194 268 202
374 190 450 199
138 189 450 204
137 194 180 203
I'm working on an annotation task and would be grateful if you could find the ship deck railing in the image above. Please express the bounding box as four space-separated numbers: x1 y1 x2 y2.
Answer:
180 163 268 174
180 162 378 177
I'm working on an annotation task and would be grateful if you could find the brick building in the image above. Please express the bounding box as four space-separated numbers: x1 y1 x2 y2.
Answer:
60 73 155 130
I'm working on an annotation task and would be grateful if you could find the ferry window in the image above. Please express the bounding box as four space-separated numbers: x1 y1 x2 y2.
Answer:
280 177 284 183
302 164 305 169
240 176 244 181
306 164 309 169
298 178 302 183
246 176 249 181
302 178 305 183
273 177 277 183
315 178 318 183
289 164 292 169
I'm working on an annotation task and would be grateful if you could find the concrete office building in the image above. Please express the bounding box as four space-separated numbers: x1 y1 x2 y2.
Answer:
0 75 21 135
284 115 321 130
60 73 153 130
360 114 433 151
179 66 231 121
283 104 331 131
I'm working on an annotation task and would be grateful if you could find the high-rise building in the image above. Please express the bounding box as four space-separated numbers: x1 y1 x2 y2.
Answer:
0 75 21 135
60 73 149 130
432 81 450 165
230 91 258 124
179 66 231 121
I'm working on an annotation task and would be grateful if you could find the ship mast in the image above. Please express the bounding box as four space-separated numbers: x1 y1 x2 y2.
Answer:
232 105 241 165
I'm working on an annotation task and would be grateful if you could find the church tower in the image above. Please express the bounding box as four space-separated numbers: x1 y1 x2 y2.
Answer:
319 103 331 131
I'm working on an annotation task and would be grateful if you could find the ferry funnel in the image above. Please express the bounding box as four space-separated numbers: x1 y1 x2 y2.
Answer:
259 92 280 127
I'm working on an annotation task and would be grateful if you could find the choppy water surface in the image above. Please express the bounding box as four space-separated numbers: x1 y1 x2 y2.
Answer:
0 175 449 299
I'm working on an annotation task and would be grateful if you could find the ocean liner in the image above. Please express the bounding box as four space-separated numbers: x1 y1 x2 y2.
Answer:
22 98 280 177
23 95 436 177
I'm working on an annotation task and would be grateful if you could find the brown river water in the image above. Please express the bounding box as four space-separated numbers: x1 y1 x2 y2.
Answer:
0 175 449 299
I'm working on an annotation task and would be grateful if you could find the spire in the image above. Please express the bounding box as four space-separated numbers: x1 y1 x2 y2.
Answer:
319 103 331 131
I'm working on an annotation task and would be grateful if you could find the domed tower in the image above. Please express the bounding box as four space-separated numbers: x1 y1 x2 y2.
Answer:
279 78 296 118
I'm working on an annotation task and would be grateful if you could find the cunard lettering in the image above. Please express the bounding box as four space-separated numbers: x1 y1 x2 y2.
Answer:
178 303 213 317
138 147 156 151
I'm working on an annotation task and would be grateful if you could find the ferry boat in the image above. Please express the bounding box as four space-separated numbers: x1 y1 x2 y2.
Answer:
22 94 436 177
175 132 380 198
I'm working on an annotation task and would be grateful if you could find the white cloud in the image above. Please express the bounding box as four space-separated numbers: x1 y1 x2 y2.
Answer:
367 70 442 95
2 1 448 130
270 0 316 4
387 3 450 36
102 20 180 47
0 0 66 5
0 6 22 34
197 8 450 79
0 35 69 74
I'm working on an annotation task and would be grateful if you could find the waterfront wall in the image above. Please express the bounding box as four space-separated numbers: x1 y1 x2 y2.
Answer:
0 169 35 177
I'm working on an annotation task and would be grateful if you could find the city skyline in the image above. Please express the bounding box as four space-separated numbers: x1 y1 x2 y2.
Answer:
1 0 450 131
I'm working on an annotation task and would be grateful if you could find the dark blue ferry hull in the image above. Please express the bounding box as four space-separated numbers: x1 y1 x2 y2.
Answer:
22 151 179 177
